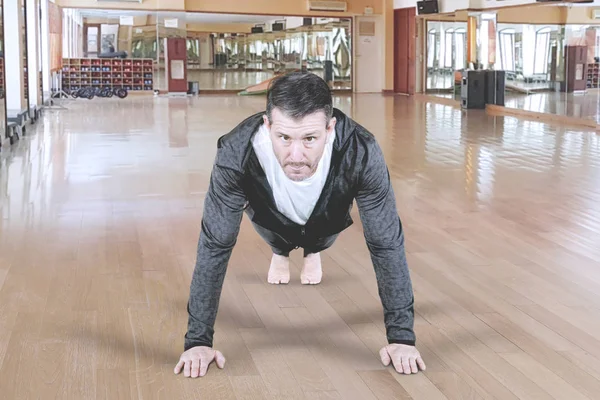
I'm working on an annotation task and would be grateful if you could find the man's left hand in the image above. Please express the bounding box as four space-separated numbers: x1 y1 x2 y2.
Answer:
379 344 426 374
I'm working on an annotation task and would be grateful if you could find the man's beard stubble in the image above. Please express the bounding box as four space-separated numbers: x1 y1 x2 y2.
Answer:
283 161 318 182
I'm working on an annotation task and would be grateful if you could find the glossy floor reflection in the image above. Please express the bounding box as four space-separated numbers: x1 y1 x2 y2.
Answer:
503 90 600 124
1 95 600 399
431 89 600 124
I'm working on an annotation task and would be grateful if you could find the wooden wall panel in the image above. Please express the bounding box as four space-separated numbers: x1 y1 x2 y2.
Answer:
394 7 415 94
49 1 63 71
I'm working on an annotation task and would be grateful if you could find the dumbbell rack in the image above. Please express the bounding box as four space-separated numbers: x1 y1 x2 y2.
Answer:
61 58 154 93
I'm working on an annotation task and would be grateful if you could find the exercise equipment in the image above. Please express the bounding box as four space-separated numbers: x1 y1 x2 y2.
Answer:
69 87 128 99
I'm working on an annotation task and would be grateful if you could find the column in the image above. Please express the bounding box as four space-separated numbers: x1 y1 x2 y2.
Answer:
4 0 26 111
40 0 50 98
467 14 477 69
480 12 497 70
466 12 497 70
27 0 41 107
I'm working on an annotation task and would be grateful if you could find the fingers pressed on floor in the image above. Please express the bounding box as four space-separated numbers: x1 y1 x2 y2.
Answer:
174 360 184 374
184 360 191 378
215 351 226 368
191 358 200 378
410 358 418 374
417 357 427 371
401 357 411 374
200 358 210 377
379 347 391 366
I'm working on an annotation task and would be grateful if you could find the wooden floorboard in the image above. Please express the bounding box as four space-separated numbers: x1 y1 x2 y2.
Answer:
1 94 600 398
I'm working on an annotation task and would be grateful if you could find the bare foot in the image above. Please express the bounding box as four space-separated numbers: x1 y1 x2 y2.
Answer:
268 254 290 284
301 253 322 285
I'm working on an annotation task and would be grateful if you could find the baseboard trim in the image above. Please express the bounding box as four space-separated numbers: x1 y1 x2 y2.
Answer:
199 90 241 95
382 90 414 97
413 95 598 129
486 104 599 130
414 94 461 108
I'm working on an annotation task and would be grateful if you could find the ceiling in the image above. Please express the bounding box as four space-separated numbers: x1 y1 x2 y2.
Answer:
72 9 280 24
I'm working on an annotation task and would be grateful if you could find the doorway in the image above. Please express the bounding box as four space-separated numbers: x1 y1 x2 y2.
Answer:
394 7 416 94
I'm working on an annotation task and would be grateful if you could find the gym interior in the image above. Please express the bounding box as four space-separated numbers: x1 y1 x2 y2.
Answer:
0 0 599 399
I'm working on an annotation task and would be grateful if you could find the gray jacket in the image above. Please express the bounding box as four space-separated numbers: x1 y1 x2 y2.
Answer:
184 108 416 350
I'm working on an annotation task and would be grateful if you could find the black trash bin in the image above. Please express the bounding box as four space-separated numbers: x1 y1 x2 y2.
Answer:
188 81 199 95
461 70 486 109
485 70 506 106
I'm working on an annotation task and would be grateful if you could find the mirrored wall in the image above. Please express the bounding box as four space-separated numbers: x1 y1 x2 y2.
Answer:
423 5 600 125
0 0 5 141
60 9 352 93
21 0 28 112
426 21 467 97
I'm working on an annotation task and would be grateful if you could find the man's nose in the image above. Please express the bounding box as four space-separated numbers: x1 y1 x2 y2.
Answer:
289 141 303 161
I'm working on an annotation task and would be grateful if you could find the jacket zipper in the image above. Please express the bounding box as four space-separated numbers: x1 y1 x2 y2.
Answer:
301 227 305 236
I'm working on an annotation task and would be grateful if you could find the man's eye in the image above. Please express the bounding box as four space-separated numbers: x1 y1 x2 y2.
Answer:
280 135 290 142
305 137 316 142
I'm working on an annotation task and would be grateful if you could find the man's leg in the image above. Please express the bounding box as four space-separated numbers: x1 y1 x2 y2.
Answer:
301 234 339 285
251 222 295 284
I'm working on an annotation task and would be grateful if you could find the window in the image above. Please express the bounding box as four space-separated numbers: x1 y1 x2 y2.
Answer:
427 29 436 68
444 29 454 68
534 27 551 74
455 29 466 70
499 29 515 71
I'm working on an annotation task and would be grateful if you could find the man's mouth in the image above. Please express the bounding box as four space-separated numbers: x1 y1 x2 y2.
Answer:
287 164 307 171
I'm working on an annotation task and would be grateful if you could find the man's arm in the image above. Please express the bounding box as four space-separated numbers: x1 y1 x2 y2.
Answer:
354 139 416 346
184 164 246 351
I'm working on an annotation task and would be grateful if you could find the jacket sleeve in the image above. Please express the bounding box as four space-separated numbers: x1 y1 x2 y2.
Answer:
355 139 416 346
184 163 247 351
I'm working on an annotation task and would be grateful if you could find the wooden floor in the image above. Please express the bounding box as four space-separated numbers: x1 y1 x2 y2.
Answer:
1 94 600 399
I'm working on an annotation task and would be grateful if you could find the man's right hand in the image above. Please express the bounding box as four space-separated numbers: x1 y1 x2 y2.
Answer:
174 346 226 378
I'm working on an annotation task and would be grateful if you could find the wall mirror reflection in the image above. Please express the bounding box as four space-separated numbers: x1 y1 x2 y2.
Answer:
422 4 600 123
21 0 28 111
60 9 352 95
0 0 5 144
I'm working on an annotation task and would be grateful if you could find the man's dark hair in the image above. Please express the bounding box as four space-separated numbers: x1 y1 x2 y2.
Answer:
266 71 333 126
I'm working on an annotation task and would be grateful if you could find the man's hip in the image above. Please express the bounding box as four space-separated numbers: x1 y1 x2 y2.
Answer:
250 221 338 257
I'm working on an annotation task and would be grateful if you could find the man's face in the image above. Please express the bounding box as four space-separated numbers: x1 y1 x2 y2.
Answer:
263 108 336 182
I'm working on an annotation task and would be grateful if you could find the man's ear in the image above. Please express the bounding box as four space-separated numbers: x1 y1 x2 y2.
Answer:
327 117 337 134
263 114 271 130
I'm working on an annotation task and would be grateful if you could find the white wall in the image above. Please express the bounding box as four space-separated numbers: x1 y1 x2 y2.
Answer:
470 0 535 9
395 0 535 12
354 15 384 93
394 0 469 13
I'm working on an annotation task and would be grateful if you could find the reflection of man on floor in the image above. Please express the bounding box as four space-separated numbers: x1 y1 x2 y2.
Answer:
175 71 426 378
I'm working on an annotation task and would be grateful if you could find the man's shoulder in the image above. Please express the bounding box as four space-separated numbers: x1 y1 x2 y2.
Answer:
332 111 385 178
217 111 264 148
214 112 264 172
332 108 376 149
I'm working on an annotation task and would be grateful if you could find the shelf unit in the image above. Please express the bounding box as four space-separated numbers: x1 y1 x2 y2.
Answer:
587 62 600 89
61 58 154 93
